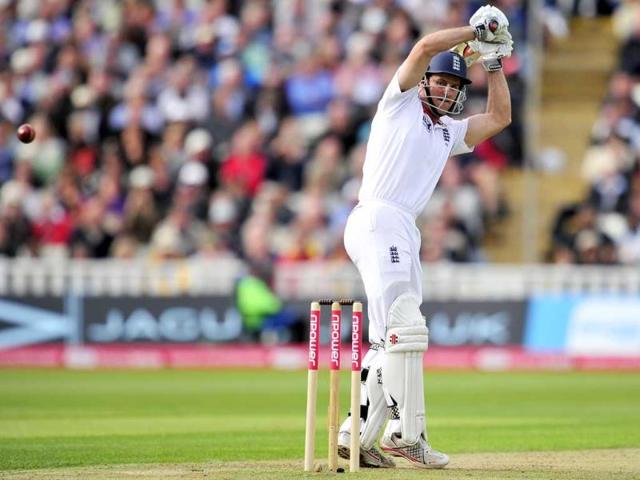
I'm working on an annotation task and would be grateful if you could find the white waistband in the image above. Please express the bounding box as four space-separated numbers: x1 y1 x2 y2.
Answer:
357 199 417 219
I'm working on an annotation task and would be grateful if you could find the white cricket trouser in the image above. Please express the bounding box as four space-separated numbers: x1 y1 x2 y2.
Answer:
343 201 422 344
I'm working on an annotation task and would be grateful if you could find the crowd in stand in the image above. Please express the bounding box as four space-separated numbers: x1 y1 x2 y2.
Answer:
548 0 640 265
0 0 529 266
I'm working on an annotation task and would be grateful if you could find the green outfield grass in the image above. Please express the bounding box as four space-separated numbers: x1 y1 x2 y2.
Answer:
1 369 639 479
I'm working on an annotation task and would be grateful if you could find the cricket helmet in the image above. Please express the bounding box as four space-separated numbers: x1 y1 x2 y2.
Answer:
427 51 472 85
421 51 471 116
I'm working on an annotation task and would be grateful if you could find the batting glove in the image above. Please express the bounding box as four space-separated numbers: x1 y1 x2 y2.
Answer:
470 5 510 43
468 33 514 72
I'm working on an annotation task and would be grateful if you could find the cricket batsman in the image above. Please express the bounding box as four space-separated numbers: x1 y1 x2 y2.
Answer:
337 5 514 469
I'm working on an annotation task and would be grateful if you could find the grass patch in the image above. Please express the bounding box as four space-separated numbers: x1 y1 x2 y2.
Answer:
0 369 639 472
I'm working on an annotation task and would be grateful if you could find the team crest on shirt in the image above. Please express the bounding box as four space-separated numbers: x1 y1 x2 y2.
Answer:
389 245 400 263
422 116 432 133
442 127 450 145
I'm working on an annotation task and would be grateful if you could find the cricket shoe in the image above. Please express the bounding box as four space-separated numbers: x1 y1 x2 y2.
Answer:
337 431 396 468
380 433 449 469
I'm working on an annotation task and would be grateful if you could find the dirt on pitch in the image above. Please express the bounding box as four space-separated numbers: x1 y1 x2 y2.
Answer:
1 449 638 480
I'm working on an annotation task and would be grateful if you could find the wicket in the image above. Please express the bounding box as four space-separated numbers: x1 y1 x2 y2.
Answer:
304 299 363 473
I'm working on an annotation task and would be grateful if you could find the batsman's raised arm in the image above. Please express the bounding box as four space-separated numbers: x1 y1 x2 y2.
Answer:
462 5 515 146
464 69 512 147
397 27 476 92
398 4 513 93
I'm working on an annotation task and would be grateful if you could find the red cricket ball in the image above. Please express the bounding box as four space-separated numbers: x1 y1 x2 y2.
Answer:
17 123 36 144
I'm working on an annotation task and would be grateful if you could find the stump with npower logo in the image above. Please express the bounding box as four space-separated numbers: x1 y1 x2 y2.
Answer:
304 300 363 473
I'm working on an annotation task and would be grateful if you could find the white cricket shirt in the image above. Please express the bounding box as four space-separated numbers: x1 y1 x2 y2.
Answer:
358 70 473 218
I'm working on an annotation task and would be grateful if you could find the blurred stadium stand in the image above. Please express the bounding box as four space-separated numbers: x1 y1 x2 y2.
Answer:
0 0 632 267
492 16 618 262
0 0 535 266
542 4 640 266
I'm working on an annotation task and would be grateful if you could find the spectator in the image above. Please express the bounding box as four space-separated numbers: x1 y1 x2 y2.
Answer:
0 182 32 256
617 189 640 263
220 120 267 198
265 117 307 192
15 114 66 187
175 161 210 220
150 204 208 258
69 197 115 258
122 166 160 244
285 51 335 117
208 187 242 255
31 190 74 258
157 56 209 124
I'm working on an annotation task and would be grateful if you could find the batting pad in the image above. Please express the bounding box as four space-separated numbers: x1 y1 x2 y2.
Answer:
339 349 389 449
382 293 428 446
